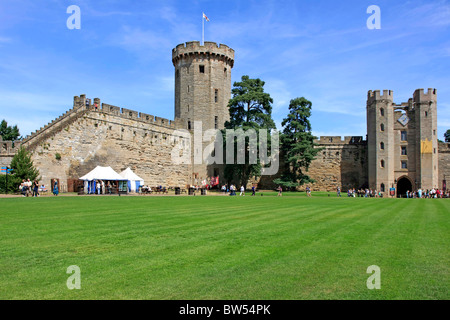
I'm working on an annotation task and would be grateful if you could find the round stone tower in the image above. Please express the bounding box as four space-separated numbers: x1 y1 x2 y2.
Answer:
172 41 234 132
172 41 234 184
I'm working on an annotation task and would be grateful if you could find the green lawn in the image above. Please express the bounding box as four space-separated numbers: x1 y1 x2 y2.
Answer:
0 193 448 299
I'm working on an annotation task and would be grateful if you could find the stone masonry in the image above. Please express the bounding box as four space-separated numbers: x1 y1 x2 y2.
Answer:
0 41 449 194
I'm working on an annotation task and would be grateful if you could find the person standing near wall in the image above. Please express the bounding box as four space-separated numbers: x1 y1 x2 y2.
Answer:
53 180 59 196
32 180 39 197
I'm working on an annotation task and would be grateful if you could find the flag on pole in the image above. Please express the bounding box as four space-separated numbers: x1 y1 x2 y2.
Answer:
203 12 210 21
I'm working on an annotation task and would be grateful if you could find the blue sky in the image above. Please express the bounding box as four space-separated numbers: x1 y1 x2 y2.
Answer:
0 0 449 140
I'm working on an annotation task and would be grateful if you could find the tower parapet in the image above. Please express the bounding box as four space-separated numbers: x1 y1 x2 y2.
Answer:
413 88 436 102
172 41 234 67
314 136 366 145
367 89 394 105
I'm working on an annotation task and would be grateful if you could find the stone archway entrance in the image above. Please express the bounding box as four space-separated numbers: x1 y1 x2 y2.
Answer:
397 177 413 198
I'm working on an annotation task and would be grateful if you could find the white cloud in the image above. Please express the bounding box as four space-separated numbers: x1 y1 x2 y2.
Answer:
264 79 291 112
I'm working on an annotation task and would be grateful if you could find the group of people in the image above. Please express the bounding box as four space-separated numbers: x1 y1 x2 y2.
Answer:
19 179 56 196
93 180 114 194
140 185 167 193
339 188 383 198
221 184 257 196
19 179 40 197
406 188 449 199
336 186 449 198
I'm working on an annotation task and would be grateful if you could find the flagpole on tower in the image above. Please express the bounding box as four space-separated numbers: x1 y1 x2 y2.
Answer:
202 13 209 46
202 12 204 45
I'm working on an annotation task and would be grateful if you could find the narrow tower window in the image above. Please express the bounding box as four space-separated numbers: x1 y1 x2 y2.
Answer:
380 184 385 192
401 161 407 169
199 65 205 73
401 146 407 155
215 89 218 103
380 108 384 116
215 116 218 129
380 160 385 168
380 123 385 132
380 142 384 150
188 120 191 130
401 131 407 141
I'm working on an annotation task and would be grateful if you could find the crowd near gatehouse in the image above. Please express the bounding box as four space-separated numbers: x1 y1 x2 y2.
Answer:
336 186 449 198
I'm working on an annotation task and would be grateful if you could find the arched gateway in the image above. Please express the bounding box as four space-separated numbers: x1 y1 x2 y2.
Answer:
397 176 413 198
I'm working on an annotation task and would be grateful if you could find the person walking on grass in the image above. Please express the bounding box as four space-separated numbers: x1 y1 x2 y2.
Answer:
306 186 311 197
240 185 245 196
251 185 256 196
278 186 282 197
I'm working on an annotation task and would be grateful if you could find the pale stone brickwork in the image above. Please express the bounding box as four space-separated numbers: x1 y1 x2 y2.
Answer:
1 41 448 193
367 88 440 195
307 136 368 191
172 41 234 181
438 142 450 188
3 95 191 191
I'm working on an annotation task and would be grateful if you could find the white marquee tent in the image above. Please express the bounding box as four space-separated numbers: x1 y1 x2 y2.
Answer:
119 168 145 192
79 166 127 194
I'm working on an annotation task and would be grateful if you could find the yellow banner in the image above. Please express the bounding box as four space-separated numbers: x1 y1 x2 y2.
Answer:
420 139 432 154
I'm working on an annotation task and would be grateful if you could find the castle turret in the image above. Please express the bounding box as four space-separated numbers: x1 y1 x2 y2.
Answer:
172 41 234 183
172 41 234 131
367 90 395 192
413 88 438 189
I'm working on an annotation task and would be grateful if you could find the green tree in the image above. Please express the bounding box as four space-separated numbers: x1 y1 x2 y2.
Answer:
274 97 321 190
223 75 276 186
0 119 21 141
10 147 40 182
445 129 450 142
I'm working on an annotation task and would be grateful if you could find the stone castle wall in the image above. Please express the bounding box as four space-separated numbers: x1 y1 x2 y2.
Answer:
438 141 450 188
254 136 368 192
0 95 192 191
3 109 448 192
307 136 368 191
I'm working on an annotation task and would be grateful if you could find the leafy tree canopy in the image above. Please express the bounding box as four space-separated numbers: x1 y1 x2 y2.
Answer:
0 119 21 141
445 129 450 142
225 75 276 130
274 97 322 190
223 75 276 186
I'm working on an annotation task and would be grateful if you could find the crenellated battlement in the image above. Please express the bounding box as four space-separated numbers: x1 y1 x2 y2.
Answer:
172 41 234 67
438 141 450 152
367 89 394 105
413 88 437 102
0 136 22 155
99 102 178 129
315 136 367 145
16 94 183 153
20 96 88 149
